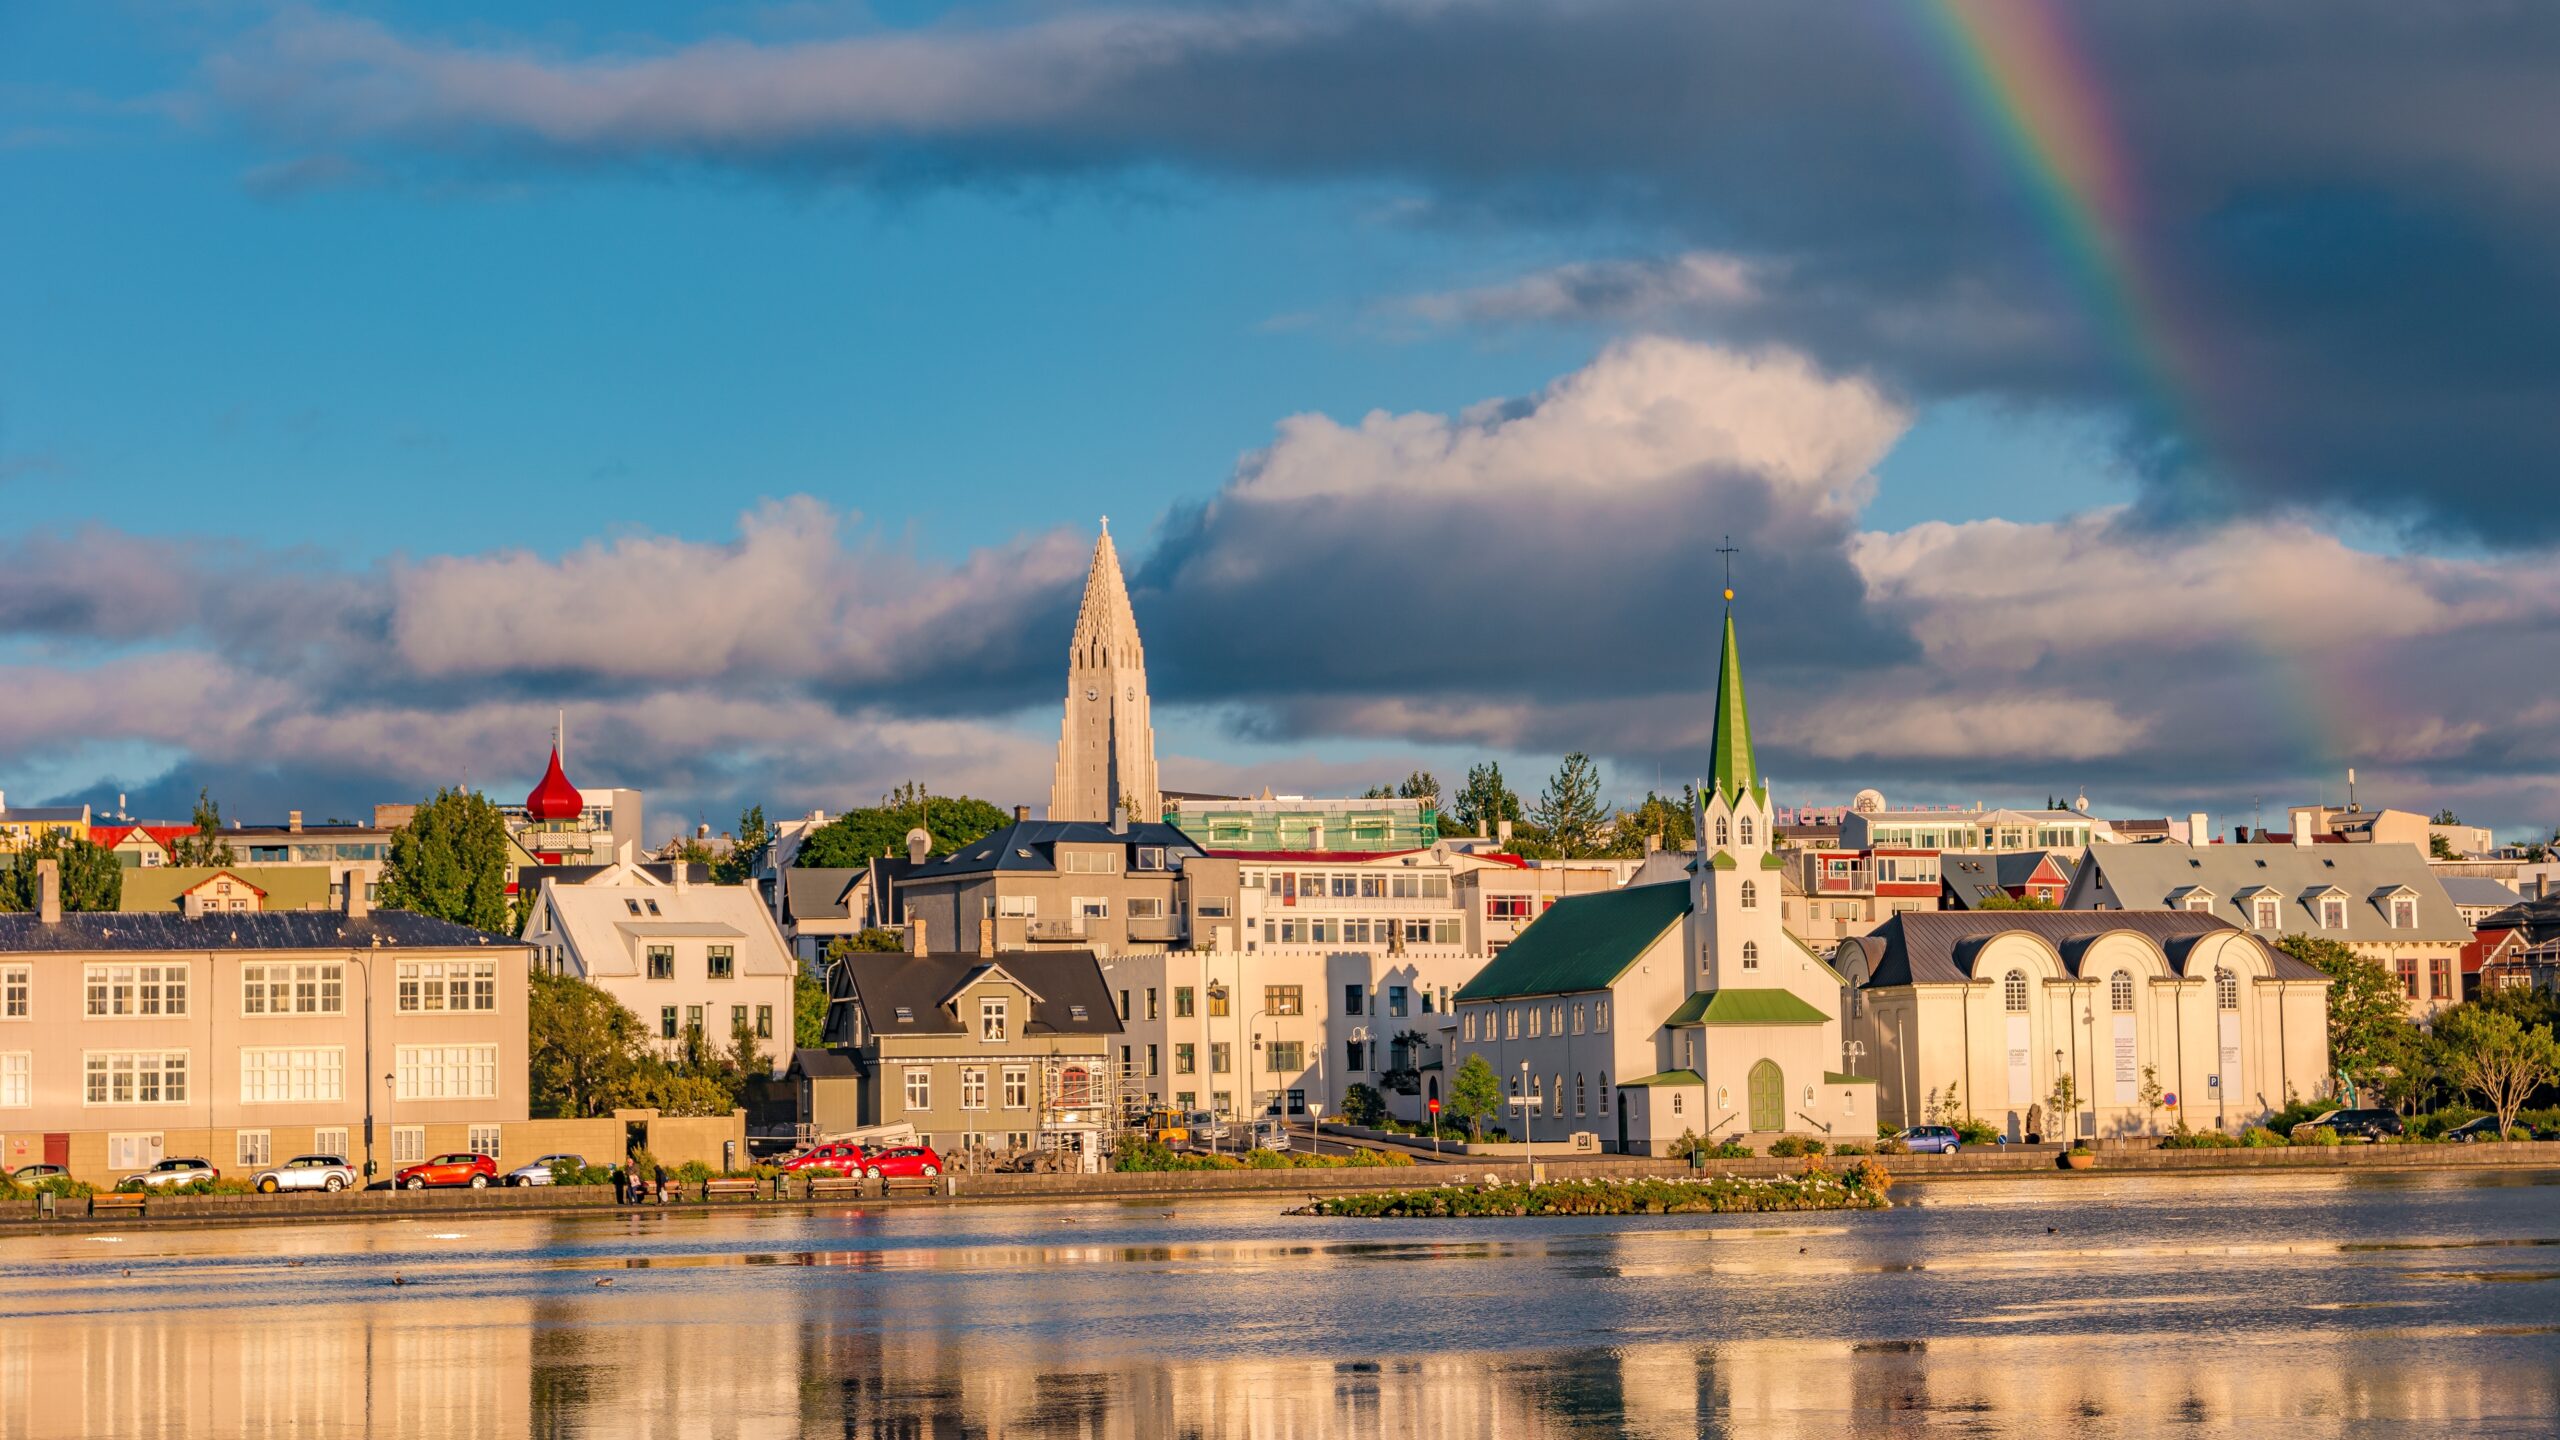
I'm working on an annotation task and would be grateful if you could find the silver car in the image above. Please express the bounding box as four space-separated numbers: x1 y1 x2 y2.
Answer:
253 1154 359 1193
127 1157 220 1190
504 1153 585 1187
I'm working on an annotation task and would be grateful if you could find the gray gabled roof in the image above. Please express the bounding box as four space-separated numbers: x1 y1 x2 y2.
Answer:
0 910 514 953
2440 876 2523 909
1849 910 2317 988
835 949 1123 1038
904 819 1202 880
782 867 863 922
1941 850 2080 909
2069 843 2470 944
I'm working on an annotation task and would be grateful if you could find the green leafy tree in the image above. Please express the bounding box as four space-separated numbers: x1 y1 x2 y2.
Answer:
379 787 513 933
726 1018 772 1081
1448 1052 1505 1140
1340 1082 1389 1128
1979 892 2059 911
2046 1072 2081 1145
827 929 908 956
1611 787 1698 856
527 971 647 1118
0 832 122 912
2432 1006 2560 1138
1531 752 1607 859
169 788 236 867
795 968 831 1050
2276 933 2414 1105
2429 833 2458 860
2137 1065 2164 1133
2431 808 2463 826
1451 763 1522 838
1397 771 1441 805
793 786 1010 868
714 805 772 885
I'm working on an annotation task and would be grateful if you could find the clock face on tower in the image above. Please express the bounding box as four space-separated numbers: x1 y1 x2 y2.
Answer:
1085 687 1098 701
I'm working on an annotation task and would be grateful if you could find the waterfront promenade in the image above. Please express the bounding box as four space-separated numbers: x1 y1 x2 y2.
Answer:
5 1167 2556 1437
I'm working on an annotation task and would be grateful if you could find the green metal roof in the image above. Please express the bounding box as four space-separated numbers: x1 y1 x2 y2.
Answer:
118 865 334 914
1706 607 1761 804
1824 1072 1877 1085
1452 881 1690 1001
1663 987 1829 1027
1617 1069 1705 1088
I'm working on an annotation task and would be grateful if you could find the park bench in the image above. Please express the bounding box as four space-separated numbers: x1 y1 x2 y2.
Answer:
883 1175 941 1198
701 1178 761 1202
89 1192 147 1219
805 1176 867 1201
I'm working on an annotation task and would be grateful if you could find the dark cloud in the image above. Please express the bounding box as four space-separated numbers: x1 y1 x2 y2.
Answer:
210 1 2560 541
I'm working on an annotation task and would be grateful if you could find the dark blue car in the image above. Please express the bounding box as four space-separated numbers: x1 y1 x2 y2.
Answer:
1895 1125 1963 1154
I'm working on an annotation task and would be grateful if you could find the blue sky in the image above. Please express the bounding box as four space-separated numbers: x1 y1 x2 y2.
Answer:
2 3 2554 842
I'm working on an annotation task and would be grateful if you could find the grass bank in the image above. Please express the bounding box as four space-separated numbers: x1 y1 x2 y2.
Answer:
1290 1159 1893 1218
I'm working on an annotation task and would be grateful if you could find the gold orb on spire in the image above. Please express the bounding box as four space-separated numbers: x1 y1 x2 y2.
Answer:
1723 587 1734 601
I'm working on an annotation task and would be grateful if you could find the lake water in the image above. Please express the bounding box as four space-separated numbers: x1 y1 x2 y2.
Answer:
3 1168 2556 1437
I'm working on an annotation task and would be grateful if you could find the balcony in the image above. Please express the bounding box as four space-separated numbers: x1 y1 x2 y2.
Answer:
1023 919 1088 942
1815 871 1871 894
1125 915 1185 944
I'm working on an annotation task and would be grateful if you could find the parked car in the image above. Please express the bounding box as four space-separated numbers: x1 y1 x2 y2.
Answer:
862 1145 944 1180
2292 1108 2404 1143
780 1142 868 1174
126 1158 220 1190
504 1153 586 1186
395 1152 499 1189
1894 1125 1963 1155
252 1154 358 1193
1251 1120 1292 1153
1182 1111 1230 1144
2443 1116 2517 1144
8 1163 70 1183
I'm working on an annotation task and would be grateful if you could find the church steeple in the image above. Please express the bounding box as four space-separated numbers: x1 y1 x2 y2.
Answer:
1049 519 1161 824
1706 601 1759 805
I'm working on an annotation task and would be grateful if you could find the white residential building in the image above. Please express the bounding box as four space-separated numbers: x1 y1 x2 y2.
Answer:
523 865 797 1076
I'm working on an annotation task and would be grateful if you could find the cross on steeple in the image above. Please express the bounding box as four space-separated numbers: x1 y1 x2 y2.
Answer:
1715 535 1738 603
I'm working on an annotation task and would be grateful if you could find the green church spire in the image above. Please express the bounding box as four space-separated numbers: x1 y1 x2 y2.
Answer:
1707 601 1759 805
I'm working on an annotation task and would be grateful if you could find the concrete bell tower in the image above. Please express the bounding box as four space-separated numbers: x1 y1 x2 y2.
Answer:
1048 519 1162 824
1688 589 1783 995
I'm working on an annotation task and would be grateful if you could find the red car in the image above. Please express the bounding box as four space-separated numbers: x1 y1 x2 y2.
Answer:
779 1141 868 1175
862 1145 943 1180
397 1152 499 1190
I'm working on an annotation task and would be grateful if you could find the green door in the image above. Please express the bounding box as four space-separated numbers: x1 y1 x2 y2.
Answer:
1748 1059 1784 1132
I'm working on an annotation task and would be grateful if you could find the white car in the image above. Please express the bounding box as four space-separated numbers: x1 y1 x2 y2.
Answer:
126 1158 220 1190
504 1153 586 1186
252 1154 359 1193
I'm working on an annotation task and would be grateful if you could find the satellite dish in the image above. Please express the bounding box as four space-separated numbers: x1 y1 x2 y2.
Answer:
1850 788 1885 814
905 827 932 864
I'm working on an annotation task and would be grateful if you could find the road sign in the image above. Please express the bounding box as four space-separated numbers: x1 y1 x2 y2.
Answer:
2164 1093 2179 1108
1428 1099 1441 1114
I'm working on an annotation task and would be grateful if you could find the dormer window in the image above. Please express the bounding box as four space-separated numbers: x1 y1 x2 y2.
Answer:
2252 897 2278 928
2319 896 2346 930
981 997 1008 1042
2389 895 2416 930
1134 846 1166 871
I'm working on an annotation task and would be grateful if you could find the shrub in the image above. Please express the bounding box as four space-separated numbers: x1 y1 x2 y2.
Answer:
551 1161 618 1187
1340 1083 1389 1129
1830 1142 1871 1157
2290 1126 2341 1147
1704 1139 1754 1160
673 1161 716 1184
1664 1129 1704 1160
1953 1120 2001 1147
2412 1106 2487 1140
2237 1126 2287 1148
2264 1098 2334 1136
2159 1122 2241 1149
1871 1137 1908 1156
1767 1136 1825 1158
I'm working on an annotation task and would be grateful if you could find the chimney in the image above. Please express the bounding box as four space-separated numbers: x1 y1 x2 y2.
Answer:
2287 806 2321 847
1110 801 1128 835
907 912 928 956
1497 819 1514 846
182 890 206 920
1014 805 1030 823
2186 812 2209 848
1645 833 1662 854
344 872 369 920
37 859 60 924
672 860 689 892
978 916 995 959
287 810 303 833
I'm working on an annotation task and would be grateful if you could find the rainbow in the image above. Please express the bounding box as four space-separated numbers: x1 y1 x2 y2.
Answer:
1916 0 2207 454
1914 2 2362 781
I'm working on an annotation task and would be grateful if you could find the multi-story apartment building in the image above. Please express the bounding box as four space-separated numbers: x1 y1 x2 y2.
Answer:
0 861 529 1185
1166 794 1440 853
2066 837 2470 1019
0 792 88 850
895 814 1209 958
1786 847 1944 949
523 864 796 1075
1840 806 2097 853
820 948 1122 1169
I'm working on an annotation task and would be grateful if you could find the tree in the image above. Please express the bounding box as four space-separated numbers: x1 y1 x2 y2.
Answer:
1340 1082 1389 1128
1397 771 1441 805
379 787 513 933
794 968 831 1050
169 788 235 867
0 832 122 912
793 787 1010 868
2137 1065 2164 1134
726 1017 772 1082
1451 763 1522 838
527 971 647 1118
827 929 907 957
1611 788 1697 856
2047 1072 2081 1145
713 805 771 885
2276 933 2413 1105
1979 892 2059 911
1448 1053 1504 1140
2432 1006 2560 1138
2431 808 2463 826
2429 833 2458 861
1531 752 1607 859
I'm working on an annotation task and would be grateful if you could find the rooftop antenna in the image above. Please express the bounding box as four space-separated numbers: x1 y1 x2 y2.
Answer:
1714 534 1739 605
557 708 566 766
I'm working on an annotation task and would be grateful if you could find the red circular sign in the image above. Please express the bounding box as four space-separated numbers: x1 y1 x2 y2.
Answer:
1428 1099 1441 1113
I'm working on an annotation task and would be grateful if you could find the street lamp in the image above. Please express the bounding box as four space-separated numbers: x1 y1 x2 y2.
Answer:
1206 978 1231 1153
1510 1058 1543 1179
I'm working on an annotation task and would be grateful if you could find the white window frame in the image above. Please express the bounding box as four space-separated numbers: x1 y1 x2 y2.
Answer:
83 1050 191 1106
396 960 499 1013
241 962 346 1017
1 964 28 1020
995 894 1038 918
981 997 1008 1043
1002 1067 1029 1109
84 963 190 1018
239 1046 346 1104
236 1129 273 1168
313 1126 350 1159
961 1067 988 1111
468 1124 502 1158
394 1045 500 1100
904 1066 931 1112
391 1126 427 1165
0 1051 28 1108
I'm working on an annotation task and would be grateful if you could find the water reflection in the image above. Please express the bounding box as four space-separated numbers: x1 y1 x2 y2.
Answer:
3 1169 2557 1437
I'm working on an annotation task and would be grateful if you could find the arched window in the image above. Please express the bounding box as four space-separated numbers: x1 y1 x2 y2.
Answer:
2003 969 2028 1012
2110 970 2134 1012
1714 816 1730 847
1509 1075 1521 1097
1740 880 1758 910
1058 1065 1093 1108
2216 966 2239 1010
1739 816 1755 846
1575 1073 1586 1116
1741 940 1760 970
1598 1073 1610 1115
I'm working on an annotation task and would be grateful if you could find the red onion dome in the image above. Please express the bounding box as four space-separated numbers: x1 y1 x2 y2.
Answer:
524 746 585 822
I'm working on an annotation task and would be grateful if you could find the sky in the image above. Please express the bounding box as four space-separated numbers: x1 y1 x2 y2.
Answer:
3 1 2557 845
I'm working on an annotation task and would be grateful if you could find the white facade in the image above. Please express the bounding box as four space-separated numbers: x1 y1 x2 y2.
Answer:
523 869 797 1077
